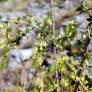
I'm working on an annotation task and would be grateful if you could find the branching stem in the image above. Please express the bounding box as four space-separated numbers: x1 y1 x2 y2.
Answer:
74 37 90 92
51 0 60 92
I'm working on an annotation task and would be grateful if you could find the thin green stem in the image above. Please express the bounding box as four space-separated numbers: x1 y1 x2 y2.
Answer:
51 0 60 92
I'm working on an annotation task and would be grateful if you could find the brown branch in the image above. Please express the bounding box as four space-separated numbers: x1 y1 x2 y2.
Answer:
74 37 90 92
54 8 92 29
0 48 6 57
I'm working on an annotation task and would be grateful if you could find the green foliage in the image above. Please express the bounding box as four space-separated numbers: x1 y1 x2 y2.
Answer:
0 0 7 2
0 2 92 91
76 0 87 12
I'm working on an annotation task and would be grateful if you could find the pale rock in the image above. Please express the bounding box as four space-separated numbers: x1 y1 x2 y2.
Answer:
8 48 34 71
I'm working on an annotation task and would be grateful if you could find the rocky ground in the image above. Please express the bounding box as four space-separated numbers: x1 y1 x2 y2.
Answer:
0 0 92 91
